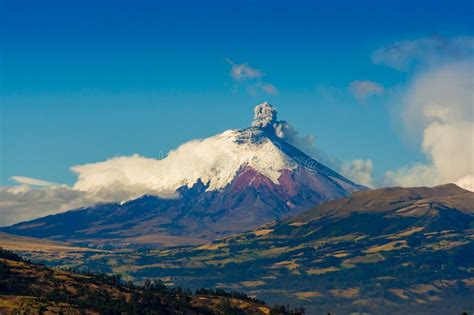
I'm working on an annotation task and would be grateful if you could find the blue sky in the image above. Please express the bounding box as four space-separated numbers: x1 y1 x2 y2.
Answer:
1 0 473 186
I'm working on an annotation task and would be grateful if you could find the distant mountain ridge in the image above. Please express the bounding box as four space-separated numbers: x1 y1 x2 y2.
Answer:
1 103 364 247
84 184 473 314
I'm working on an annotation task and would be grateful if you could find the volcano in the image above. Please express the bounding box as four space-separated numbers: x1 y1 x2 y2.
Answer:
1 103 365 248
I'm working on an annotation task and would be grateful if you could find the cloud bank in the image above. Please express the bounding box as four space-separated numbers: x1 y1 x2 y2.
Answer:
385 60 473 190
0 185 98 226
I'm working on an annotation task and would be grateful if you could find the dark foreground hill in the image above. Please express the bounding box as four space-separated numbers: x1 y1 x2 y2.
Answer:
0 248 309 314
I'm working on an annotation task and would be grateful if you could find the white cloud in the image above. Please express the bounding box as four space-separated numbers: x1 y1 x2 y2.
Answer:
456 175 474 192
259 82 279 95
228 62 262 81
10 176 59 187
372 35 474 71
349 80 384 101
384 60 474 191
341 159 374 187
71 154 179 201
384 164 438 188
226 59 278 96
1 164 178 227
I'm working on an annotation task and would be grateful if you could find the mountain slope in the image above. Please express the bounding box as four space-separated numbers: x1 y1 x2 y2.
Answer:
1 103 364 248
32 184 471 314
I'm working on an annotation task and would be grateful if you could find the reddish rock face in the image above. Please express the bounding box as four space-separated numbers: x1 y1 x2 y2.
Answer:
228 167 276 192
277 169 299 197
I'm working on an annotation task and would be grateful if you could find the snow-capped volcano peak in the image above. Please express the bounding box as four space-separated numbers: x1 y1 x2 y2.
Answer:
151 128 297 192
7 102 366 248
72 103 299 197
72 102 362 204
